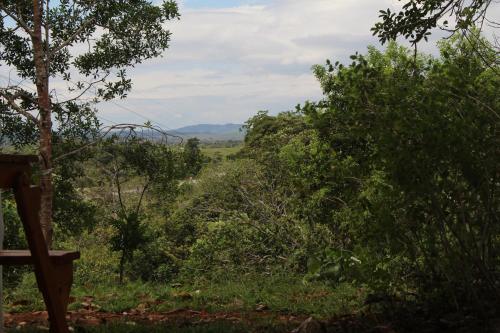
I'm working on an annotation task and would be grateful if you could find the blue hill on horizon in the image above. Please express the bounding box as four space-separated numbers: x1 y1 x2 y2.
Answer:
168 123 245 141
173 123 244 134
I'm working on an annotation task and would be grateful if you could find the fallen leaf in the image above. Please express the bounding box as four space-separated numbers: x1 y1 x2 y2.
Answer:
255 303 269 311
76 317 102 326
135 303 147 313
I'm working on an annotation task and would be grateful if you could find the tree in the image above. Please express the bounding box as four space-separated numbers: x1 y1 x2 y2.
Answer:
94 133 179 283
168 159 317 277
305 35 499 311
371 0 499 72
240 110 309 182
182 137 203 176
372 0 497 45
0 0 180 246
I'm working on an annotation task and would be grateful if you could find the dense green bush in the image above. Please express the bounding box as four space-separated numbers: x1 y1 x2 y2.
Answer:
303 35 499 312
0 195 31 287
231 34 499 316
163 159 337 279
129 233 181 283
2 30 496 325
61 228 120 286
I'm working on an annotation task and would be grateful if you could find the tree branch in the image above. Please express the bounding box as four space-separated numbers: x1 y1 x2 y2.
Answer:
0 89 39 124
54 124 183 163
55 75 109 105
0 4 35 37
114 163 127 215
49 16 95 58
135 181 150 216
53 124 116 162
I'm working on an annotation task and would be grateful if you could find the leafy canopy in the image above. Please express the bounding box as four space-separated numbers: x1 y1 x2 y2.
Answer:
0 0 180 148
372 0 494 44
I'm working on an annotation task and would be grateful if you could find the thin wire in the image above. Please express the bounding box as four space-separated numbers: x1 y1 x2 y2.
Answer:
52 73 185 136
1 73 184 141
96 115 119 125
0 74 115 126
105 100 185 136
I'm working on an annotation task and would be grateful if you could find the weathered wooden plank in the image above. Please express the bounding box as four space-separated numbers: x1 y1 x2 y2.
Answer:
0 155 38 164
14 180 69 333
1 154 77 333
0 155 36 189
0 250 80 265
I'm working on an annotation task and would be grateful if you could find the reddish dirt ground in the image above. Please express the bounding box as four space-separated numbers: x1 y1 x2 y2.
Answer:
4 309 308 330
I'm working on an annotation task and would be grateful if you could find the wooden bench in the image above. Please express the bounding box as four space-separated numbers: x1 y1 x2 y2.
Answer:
0 250 79 266
0 154 79 333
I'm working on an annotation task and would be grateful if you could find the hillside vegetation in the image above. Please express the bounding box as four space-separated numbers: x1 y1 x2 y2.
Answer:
1 35 499 332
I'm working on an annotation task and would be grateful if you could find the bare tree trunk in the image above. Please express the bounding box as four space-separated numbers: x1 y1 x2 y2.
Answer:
32 0 53 247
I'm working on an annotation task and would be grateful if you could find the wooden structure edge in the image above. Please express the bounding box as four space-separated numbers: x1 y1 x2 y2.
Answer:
0 154 78 333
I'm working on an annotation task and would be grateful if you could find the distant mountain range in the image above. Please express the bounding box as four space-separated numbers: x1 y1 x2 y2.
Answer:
168 123 245 141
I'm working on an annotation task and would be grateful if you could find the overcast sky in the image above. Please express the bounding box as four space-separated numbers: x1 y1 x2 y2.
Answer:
101 0 407 128
1 1 498 129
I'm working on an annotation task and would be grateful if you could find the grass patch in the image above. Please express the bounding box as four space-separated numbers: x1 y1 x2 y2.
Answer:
201 146 241 159
6 273 365 318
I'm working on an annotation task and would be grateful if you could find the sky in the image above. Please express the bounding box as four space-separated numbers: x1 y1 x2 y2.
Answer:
1 1 498 129
101 0 402 128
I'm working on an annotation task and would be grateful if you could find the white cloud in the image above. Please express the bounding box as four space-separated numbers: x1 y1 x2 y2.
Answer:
4 0 497 128
106 0 400 127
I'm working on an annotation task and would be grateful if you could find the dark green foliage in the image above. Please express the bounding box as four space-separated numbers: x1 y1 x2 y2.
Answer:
304 35 499 312
0 0 179 148
0 194 31 287
129 236 180 283
110 211 148 284
372 0 492 44
164 157 337 279
0 0 179 82
211 33 499 317
241 110 308 168
182 138 203 176
52 149 98 238
1 195 27 250
93 136 181 283
0 106 38 147
2 4 498 326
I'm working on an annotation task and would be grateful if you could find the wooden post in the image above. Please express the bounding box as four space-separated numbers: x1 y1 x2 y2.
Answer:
0 154 78 333
0 190 4 332
14 177 69 333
